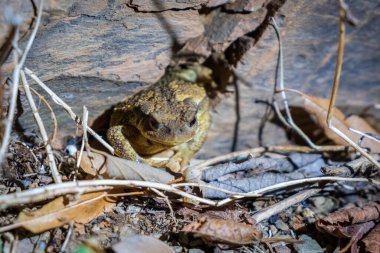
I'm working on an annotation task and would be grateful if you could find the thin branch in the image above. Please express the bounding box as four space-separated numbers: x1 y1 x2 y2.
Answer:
349 128 380 144
252 188 321 223
30 86 58 142
0 27 20 165
0 0 44 165
0 176 376 209
270 17 319 149
0 180 217 209
189 145 349 172
59 222 73 253
325 0 380 169
20 71 61 183
24 67 115 154
150 188 178 226
76 107 88 168
214 176 377 206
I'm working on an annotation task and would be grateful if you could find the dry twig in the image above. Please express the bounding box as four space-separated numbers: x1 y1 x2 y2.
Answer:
324 0 380 169
20 70 61 183
24 67 115 154
252 188 321 223
0 176 376 209
270 17 318 149
0 0 44 165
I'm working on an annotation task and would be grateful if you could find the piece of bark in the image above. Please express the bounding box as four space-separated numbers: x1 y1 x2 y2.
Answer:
321 154 380 177
128 0 208 11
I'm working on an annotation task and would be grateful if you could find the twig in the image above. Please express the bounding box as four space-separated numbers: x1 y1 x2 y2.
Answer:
349 128 380 144
189 145 349 171
0 176 376 209
150 188 178 226
214 176 377 206
30 86 58 142
0 180 217 208
270 17 319 149
252 188 321 223
24 67 115 154
231 73 241 152
21 70 62 183
0 0 44 165
325 0 380 169
0 185 111 209
7 79 58 141
59 222 73 253
0 27 20 166
76 107 87 168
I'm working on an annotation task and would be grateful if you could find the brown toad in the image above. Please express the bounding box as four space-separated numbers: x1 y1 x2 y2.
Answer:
107 63 213 171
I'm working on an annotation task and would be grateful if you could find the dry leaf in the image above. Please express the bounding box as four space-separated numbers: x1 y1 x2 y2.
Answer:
79 150 174 183
316 202 380 252
182 217 262 245
299 93 380 153
17 191 116 233
112 235 174 253
361 223 380 253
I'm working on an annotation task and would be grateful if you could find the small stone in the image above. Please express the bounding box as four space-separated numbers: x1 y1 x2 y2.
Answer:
293 234 323 253
91 224 100 233
270 224 278 235
275 219 289 231
302 208 315 219
189 249 205 253
274 245 291 253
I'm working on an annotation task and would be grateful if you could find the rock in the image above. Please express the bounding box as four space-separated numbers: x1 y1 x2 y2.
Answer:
274 245 291 253
293 234 323 253
275 219 289 231
188 249 205 253
270 224 278 236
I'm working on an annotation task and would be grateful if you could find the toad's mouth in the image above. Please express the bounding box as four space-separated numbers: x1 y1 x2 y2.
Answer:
143 130 195 146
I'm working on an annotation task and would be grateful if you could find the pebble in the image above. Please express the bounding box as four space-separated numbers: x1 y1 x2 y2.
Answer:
275 219 289 231
293 234 323 253
188 248 205 253
270 224 278 235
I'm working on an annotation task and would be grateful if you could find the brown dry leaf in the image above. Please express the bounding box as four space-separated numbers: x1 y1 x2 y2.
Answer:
182 217 262 245
112 235 174 253
299 93 380 153
316 202 380 252
17 191 116 233
78 150 174 183
316 202 380 234
361 223 380 253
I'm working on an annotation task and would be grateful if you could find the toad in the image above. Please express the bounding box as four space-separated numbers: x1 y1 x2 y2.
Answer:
107 63 213 171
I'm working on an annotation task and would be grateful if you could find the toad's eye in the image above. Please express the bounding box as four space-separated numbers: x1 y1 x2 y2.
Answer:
148 116 160 131
189 116 197 127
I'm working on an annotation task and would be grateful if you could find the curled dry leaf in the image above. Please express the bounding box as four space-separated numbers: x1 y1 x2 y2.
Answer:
361 223 380 253
112 235 174 253
299 93 380 153
316 202 380 252
79 150 174 183
182 217 262 245
16 191 116 233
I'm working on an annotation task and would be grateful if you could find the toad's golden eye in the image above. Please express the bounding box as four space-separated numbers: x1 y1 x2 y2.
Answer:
189 116 197 127
147 116 160 131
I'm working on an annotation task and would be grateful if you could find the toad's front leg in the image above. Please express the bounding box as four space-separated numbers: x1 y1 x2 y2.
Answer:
107 125 145 163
